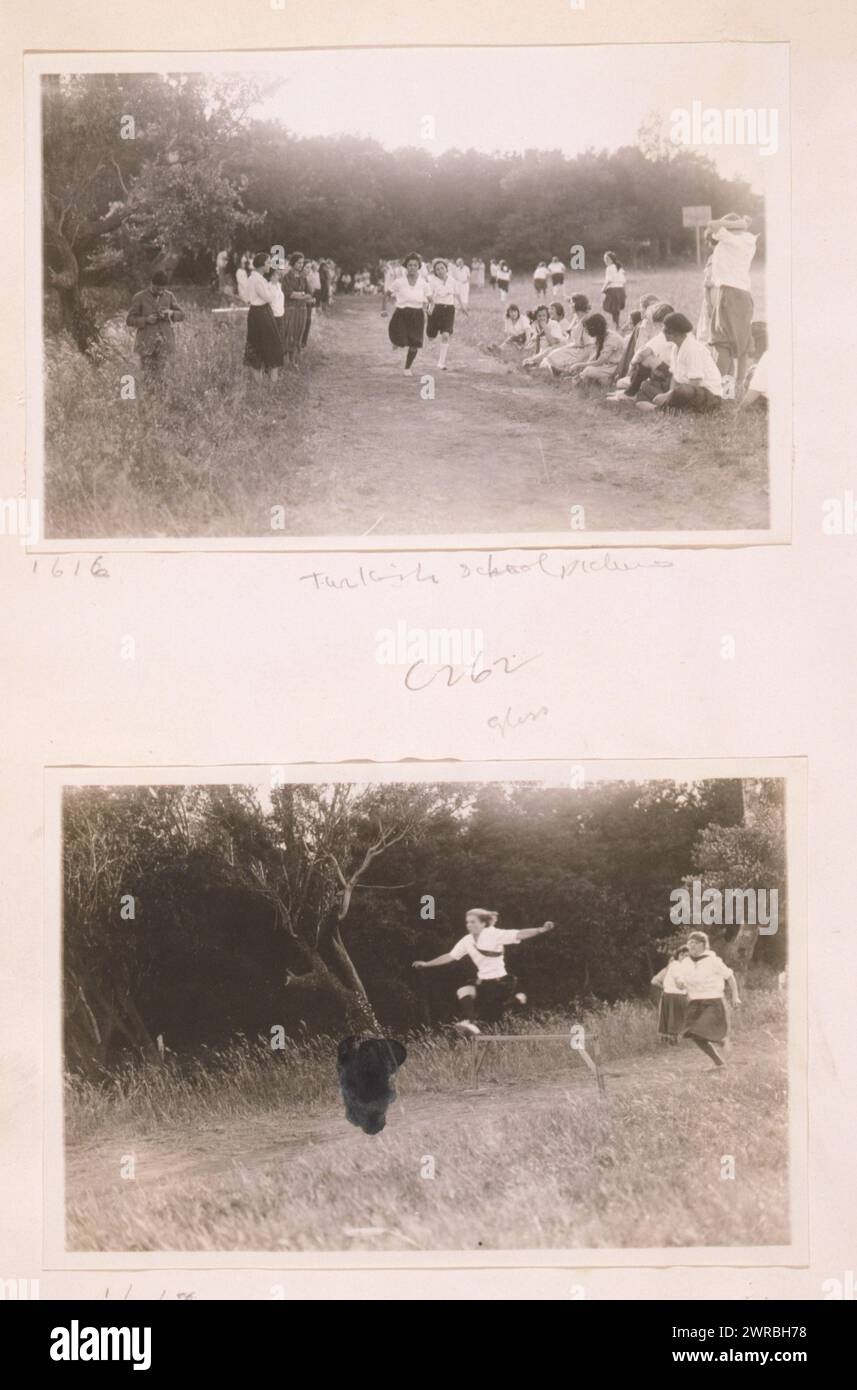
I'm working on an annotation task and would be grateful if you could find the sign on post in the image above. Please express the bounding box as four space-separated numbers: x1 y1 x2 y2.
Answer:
682 205 713 265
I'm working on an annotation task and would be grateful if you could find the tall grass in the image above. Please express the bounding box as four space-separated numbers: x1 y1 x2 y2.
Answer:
65 989 785 1144
44 299 317 539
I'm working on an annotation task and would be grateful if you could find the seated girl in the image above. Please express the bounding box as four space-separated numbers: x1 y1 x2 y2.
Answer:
491 303 531 353
538 294 592 375
607 301 675 401
522 304 565 366
566 312 625 387
639 312 723 414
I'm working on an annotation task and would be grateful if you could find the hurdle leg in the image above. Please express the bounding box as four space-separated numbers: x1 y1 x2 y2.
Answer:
472 1040 488 1088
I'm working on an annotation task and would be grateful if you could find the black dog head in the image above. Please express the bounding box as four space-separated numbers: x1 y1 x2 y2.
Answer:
337 1036 407 1136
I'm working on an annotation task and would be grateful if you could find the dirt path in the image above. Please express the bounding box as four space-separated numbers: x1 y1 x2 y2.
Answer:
292 295 767 537
66 1030 781 1202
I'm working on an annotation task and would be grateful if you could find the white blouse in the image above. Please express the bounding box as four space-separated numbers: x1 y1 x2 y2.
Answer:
603 263 626 288
393 276 430 310
244 271 278 308
674 951 734 1000
427 274 457 306
269 282 285 317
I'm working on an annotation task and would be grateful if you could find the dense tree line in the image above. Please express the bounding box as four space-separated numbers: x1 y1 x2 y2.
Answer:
42 73 764 351
62 778 786 1075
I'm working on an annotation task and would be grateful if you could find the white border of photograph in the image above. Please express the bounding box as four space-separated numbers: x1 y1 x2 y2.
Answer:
44 756 807 1270
25 46 792 552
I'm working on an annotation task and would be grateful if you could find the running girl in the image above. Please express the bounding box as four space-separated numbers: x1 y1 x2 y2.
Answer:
496 260 512 302
387 253 432 375
601 251 626 328
426 258 465 370
548 254 565 292
651 946 689 1044
676 931 740 1069
533 261 549 300
412 909 556 1035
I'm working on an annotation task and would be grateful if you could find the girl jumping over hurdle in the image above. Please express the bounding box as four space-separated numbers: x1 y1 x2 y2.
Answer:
412 909 555 1035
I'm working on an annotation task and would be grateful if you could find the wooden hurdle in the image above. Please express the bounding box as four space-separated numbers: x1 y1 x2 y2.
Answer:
466 1031 606 1096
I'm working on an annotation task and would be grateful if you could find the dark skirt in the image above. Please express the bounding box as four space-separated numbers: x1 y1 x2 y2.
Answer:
551 272 564 285
497 277 510 291
388 306 425 349
658 992 687 1038
301 303 313 348
282 300 309 353
684 998 728 1043
244 303 284 370
426 303 455 338
603 286 627 317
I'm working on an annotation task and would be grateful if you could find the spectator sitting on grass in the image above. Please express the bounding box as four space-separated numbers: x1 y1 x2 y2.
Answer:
637 311 723 415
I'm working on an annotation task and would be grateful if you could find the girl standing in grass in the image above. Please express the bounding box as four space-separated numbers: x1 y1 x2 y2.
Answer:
601 251 626 329
412 909 556 1035
496 260 512 302
388 252 432 374
533 261 549 300
280 252 315 367
676 931 740 1069
242 253 284 381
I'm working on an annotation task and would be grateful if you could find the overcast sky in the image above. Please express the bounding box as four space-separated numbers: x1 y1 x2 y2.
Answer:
253 44 787 192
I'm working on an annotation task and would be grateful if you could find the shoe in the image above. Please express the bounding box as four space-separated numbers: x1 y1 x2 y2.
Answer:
514 992 527 1006
616 376 631 389
454 1020 481 1036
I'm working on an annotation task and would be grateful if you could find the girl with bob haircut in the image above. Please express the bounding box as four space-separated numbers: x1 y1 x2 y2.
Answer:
387 252 432 374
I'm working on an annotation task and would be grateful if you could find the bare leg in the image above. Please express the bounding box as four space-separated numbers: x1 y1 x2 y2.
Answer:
689 1035 725 1067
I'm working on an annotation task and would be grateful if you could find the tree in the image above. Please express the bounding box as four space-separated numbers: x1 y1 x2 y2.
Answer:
206 783 456 1031
682 779 787 974
42 73 260 351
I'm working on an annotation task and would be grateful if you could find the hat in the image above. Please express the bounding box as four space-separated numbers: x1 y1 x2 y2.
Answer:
707 212 751 231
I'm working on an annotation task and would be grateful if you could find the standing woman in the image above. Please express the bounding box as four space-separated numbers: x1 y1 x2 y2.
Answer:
676 931 741 1070
280 251 314 367
426 258 464 370
651 946 689 1044
602 251 626 329
388 252 432 375
242 252 284 381
453 258 471 309
496 259 512 303
318 258 331 312
548 254 566 294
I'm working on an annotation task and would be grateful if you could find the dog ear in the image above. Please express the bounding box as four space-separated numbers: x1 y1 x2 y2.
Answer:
337 1036 360 1064
385 1039 407 1067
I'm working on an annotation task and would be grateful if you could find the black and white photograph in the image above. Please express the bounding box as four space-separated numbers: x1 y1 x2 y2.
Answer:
48 762 804 1261
27 45 790 549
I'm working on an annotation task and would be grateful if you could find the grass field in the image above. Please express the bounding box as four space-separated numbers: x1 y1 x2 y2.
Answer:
64 987 789 1252
42 263 768 540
